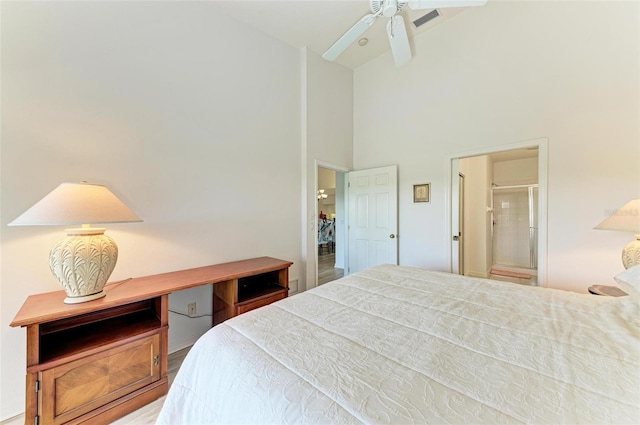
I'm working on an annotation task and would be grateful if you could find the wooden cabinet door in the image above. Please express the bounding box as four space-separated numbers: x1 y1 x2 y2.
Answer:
39 334 160 425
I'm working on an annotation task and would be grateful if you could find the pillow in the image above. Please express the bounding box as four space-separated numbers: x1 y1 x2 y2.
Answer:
614 264 640 302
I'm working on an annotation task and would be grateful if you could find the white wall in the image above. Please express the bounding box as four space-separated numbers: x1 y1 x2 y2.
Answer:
318 167 336 189
354 1 639 292
317 167 336 217
0 1 303 419
494 157 538 186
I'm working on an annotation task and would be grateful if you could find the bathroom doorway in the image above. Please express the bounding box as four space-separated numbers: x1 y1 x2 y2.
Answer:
449 139 548 287
317 166 345 285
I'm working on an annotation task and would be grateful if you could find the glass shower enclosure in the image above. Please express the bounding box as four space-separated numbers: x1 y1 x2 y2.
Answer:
491 185 538 270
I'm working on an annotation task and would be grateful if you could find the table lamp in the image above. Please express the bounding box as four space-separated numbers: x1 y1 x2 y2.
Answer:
594 199 640 269
8 182 142 303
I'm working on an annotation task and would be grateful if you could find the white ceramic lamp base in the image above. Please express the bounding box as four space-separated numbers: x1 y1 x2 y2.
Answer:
64 290 107 304
49 227 118 304
622 236 640 269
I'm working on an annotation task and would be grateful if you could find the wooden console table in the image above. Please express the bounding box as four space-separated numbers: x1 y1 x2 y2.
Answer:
10 256 292 425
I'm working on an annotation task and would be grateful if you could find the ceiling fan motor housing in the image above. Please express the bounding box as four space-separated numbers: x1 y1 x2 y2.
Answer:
370 0 408 17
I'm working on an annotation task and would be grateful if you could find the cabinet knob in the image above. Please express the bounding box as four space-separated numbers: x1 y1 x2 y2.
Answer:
154 355 159 366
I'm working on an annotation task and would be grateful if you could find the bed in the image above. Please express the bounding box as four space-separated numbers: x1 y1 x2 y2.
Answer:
157 264 640 424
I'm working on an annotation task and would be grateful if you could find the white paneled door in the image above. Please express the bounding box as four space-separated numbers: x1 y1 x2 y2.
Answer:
347 165 398 274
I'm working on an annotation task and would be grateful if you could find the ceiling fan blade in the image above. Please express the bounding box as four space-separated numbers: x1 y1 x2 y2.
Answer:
322 14 377 61
386 15 411 67
409 0 487 9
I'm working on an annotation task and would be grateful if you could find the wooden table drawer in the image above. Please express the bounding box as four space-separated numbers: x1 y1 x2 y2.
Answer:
236 290 286 315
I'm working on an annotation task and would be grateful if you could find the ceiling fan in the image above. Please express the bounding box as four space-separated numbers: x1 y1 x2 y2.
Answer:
322 0 487 68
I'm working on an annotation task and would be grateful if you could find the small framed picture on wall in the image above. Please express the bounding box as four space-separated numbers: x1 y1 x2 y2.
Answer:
413 183 430 203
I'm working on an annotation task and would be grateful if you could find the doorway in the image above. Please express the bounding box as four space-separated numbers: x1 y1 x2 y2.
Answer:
317 166 345 285
449 139 548 287
313 163 399 287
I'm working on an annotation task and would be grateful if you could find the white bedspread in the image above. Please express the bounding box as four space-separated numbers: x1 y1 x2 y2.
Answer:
157 265 640 424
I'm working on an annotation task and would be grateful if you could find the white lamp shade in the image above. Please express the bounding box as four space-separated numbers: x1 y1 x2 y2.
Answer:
594 199 640 233
9 182 142 226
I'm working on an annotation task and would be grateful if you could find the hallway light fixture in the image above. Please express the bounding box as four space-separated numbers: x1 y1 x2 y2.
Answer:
594 199 640 269
8 182 142 303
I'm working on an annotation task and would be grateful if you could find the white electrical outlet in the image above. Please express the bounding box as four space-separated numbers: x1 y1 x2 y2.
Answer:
187 302 197 317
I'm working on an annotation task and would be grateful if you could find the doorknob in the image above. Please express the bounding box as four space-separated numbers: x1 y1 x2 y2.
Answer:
453 235 459 241
389 234 395 239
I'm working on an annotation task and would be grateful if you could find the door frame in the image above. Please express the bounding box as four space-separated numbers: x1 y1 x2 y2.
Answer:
458 172 465 275
446 138 549 287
